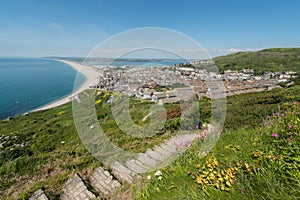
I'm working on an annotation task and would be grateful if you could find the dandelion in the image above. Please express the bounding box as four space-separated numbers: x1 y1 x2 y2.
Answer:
271 133 279 138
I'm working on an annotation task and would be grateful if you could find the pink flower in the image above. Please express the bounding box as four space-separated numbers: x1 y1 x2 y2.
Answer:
271 133 279 138
264 121 271 125
286 137 291 142
287 125 293 129
201 129 208 137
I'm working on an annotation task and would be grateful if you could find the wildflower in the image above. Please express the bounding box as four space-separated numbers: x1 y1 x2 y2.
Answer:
287 125 293 129
173 142 180 149
158 176 162 180
264 121 271 125
147 175 151 180
155 170 162 176
201 129 208 137
267 116 272 119
286 137 291 142
221 185 225 191
271 133 279 138
58 111 65 116
196 177 202 184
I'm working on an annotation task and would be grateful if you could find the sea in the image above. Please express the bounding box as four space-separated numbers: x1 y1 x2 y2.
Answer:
0 58 85 119
0 58 185 119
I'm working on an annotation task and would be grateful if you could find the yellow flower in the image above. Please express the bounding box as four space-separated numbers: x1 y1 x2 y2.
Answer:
224 175 229 180
58 111 65 116
213 160 219 166
225 181 231 187
95 99 102 105
244 162 250 168
196 177 202 184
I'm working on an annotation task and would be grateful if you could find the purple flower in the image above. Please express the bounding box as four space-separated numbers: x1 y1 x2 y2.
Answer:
264 121 271 125
267 116 272 119
201 129 208 137
173 142 180 149
271 133 279 138
286 137 291 142
287 125 293 130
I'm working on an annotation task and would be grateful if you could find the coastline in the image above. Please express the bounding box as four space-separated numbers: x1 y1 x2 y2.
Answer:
32 59 99 112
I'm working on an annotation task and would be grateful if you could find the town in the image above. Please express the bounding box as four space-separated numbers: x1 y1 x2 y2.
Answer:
92 62 298 104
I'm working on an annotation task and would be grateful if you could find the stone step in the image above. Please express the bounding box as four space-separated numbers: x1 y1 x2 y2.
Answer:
125 159 148 173
145 148 166 162
60 173 96 200
90 166 121 195
111 161 136 184
153 145 174 157
29 189 48 200
160 142 177 153
136 153 158 168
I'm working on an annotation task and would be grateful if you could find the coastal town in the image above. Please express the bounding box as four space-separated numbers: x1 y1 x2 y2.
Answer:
91 62 298 104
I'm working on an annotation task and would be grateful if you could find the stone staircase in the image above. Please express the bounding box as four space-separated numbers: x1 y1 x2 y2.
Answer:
28 132 202 199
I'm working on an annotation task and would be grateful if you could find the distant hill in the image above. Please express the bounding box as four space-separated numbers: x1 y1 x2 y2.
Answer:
213 48 300 74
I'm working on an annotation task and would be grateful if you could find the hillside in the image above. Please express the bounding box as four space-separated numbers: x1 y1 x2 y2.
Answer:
213 48 300 74
0 85 300 199
1 48 300 199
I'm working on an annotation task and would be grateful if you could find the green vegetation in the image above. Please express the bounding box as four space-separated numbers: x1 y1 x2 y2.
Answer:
134 99 300 200
0 86 299 199
213 48 300 74
1 48 300 199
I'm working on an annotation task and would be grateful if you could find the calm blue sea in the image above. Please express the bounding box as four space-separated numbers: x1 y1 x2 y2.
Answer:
0 58 85 119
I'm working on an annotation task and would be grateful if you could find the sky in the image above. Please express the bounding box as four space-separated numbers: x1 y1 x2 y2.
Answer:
0 0 300 57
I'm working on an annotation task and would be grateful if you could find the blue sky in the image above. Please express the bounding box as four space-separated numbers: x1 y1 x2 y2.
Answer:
0 0 300 57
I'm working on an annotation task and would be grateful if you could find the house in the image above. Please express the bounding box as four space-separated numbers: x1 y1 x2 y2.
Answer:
158 97 180 105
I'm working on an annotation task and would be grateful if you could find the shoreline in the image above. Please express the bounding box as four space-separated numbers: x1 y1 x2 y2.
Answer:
32 59 99 112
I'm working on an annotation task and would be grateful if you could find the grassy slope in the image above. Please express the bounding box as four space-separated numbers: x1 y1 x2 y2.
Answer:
213 48 300 74
1 48 300 199
134 87 300 200
0 86 299 199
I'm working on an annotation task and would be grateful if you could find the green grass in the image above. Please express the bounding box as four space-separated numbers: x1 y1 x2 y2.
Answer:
0 86 300 199
134 102 300 199
213 48 300 74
